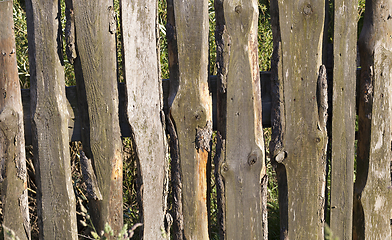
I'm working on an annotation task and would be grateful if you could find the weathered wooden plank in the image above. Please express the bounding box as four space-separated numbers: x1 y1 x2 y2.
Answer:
0 1 30 239
73 0 123 234
329 0 357 239
216 0 267 239
354 0 392 239
170 0 211 238
120 0 168 238
25 0 78 239
270 0 327 239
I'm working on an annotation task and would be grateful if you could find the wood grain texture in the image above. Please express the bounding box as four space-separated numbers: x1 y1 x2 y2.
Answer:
73 0 123 234
271 0 327 239
170 0 212 238
216 0 267 239
329 0 356 239
0 1 30 239
354 0 392 239
120 0 167 238
25 0 78 239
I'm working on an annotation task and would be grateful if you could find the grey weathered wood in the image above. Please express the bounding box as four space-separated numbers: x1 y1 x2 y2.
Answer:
170 0 211 238
25 0 78 239
270 0 327 239
73 0 123 234
354 0 392 239
216 0 267 239
120 0 167 238
329 0 356 239
0 1 30 239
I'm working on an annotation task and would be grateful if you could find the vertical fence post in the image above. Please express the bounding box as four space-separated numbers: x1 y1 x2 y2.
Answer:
73 0 123 234
120 0 168 238
270 0 327 239
25 0 78 239
0 1 30 239
169 0 212 238
354 0 392 239
329 0 357 239
215 0 267 239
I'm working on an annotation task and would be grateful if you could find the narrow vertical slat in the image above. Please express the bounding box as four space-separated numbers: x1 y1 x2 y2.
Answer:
354 0 392 239
165 1 183 239
329 0 357 239
120 0 167 238
215 0 267 239
25 0 78 239
0 1 30 239
270 0 327 239
73 0 123 234
170 0 211 238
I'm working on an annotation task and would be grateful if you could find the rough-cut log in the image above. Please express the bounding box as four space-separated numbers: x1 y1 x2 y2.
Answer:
270 0 327 239
73 0 123 234
214 0 267 239
354 0 392 239
329 0 357 239
0 1 30 239
120 0 168 238
170 0 211 238
25 0 78 239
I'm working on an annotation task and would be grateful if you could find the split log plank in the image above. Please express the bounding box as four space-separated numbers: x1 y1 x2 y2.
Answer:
120 0 168 238
270 0 327 239
170 0 211 238
73 0 123 233
354 0 392 239
217 0 267 239
0 1 30 239
25 0 78 239
329 0 357 239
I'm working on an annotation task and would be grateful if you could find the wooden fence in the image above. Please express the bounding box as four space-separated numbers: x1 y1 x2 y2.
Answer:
1 0 392 239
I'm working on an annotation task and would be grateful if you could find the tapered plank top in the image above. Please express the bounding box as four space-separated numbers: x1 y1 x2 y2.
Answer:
25 0 77 239
171 0 211 239
121 0 167 238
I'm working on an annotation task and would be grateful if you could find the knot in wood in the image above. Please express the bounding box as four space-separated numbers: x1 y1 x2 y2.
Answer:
235 5 242 14
274 151 287 163
247 153 258 166
195 121 212 152
303 4 313 16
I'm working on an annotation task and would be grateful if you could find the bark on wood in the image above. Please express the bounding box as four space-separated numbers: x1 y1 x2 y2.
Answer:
120 0 168 238
354 0 392 239
73 0 123 234
0 1 30 239
25 0 78 239
214 0 267 239
329 0 357 239
270 0 327 239
169 0 212 238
